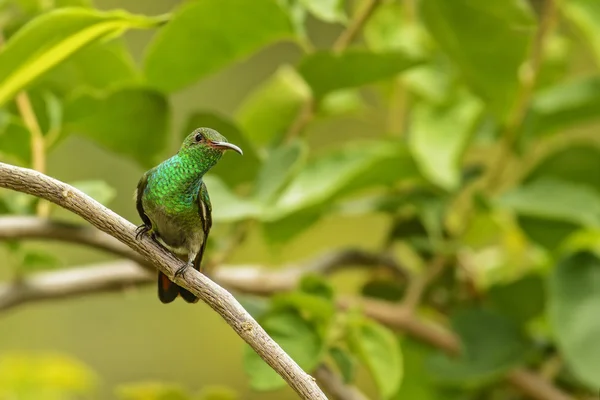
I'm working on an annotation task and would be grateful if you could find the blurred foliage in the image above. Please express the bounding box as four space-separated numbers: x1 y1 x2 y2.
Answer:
1 0 600 398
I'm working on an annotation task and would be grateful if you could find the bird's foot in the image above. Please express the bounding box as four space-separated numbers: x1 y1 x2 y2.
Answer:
135 224 152 240
175 261 193 278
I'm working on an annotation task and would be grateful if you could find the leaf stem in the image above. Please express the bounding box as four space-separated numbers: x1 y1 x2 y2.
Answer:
0 30 50 217
285 0 383 142
484 0 557 192
332 0 382 53
15 93 50 217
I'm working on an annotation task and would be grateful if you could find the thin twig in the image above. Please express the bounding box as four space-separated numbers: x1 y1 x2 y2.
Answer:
0 261 152 312
0 162 328 400
484 0 557 191
0 216 148 266
315 365 370 400
0 31 50 217
401 255 446 312
285 98 315 142
332 0 382 53
285 0 383 141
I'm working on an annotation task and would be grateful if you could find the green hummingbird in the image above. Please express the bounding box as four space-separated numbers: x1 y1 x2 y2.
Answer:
135 127 243 303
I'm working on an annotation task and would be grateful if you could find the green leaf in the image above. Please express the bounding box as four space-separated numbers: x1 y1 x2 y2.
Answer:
63 86 170 168
298 0 346 23
361 279 405 302
298 50 423 98
22 249 61 271
549 251 600 389
261 207 322 244
277 0 308 39
487 274 545 325
497 178 600 228
403 62 455 105
144 0 294 92
0 191 37 215
348 318 403 399
182 112 261 186
420 0 536 119
409 92 483 190
237 295 270 320
317 89 364 118
364 2 431 57
428 309 530 386
41 39 139 94
236 65 310 146
116 382 190 400
526 76 600 137
268 140 419 219
272 291 336 325
525 145 600 191
518 146 600 248
562 0 600 66
43 91 62 137
299 274 334 300
0 112 30 164
203 176 262 222
329 347 356 383
392 338 440 400
517 216 579 250
70 180 116 206
243 310 323 391
0 7 161 106
253 139 307 203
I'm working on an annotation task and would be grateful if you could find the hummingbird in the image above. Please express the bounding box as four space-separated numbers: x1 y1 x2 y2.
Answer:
134 127 243 303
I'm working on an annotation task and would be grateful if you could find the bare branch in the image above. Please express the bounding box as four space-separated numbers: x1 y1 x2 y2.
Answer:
0 162 328 400
401 255 446 312
315 365 370 400
0 261 152 312
333 0 382 52
0 216 148 266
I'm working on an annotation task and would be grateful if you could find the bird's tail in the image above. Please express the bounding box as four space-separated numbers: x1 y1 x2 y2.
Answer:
157 271 179 303
157 254 201 304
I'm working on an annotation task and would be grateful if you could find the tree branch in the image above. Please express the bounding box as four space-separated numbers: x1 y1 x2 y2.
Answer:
315 365 370 400
0 162 328 400
0 261 152 312
333 0 382 52
0 216 148 266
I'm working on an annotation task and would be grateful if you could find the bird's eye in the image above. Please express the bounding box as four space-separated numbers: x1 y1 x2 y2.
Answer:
194 133 203 142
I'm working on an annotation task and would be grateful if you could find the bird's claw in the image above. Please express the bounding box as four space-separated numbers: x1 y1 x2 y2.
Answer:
175 261 193 278
135 224 151 240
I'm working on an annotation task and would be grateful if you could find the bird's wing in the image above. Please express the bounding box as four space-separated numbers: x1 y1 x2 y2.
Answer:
135 170 153 228
194 180 213 270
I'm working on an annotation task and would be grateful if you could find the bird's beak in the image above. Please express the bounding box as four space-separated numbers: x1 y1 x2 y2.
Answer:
213 141 243 155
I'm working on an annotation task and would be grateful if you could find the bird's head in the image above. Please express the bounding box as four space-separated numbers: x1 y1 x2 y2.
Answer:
179 127 243 169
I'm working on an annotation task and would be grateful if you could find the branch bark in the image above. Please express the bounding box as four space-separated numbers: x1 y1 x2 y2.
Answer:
315 365 370 400
0 162 328 400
